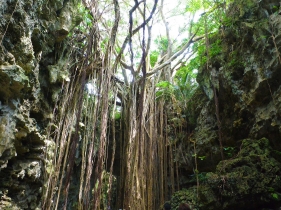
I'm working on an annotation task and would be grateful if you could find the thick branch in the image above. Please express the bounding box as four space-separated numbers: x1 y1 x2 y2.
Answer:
160 0 172 57
113 0 159 72
171 50 196 77
146 33 204 77
128 1 144 76
120 60 134 72
104 0 120 64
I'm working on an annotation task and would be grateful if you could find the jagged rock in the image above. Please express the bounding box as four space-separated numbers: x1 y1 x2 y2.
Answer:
0 65 29 101
0 0 81 208
189 0 281 173
171 138 281 210
174 0 281 209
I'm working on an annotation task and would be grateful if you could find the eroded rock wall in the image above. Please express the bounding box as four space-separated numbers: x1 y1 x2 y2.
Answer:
0 0 80 208
185 0 281 171
172 138 281 209
174 0 281 209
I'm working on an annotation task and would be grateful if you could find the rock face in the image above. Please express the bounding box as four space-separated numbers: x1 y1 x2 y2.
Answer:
172 138 281 209
174 0 281 209
0 0 80 209
194 0 281 166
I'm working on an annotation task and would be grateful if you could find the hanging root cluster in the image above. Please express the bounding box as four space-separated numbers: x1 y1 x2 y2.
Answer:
42 2 118 209
41 0 182 209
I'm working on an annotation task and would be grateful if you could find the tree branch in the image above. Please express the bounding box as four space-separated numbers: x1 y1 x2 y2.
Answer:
104 0 120 64
113 0 159 72
146 33 204 77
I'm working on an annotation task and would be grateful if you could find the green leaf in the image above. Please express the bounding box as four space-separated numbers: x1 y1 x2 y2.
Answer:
154 36 169 52
272 193 278 199
156 81 172 88
198 156 206 160
114 112 121 120
150 50 159 67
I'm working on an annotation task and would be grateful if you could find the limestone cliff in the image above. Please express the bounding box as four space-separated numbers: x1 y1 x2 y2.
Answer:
0 0 80 209
172 0 281 209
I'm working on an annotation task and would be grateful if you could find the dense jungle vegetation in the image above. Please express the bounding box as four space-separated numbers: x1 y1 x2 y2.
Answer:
1 0 281 209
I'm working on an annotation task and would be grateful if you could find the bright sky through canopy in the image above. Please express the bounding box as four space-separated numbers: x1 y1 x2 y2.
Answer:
151 0 188 50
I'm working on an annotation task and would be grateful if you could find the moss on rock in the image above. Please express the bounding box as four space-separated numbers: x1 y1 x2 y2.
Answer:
171 138 281 209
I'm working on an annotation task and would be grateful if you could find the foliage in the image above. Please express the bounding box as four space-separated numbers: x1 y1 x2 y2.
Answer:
151 0 225 111
272 193 279 199
170 188 197 210
155 81 174 100
179 0 226 73
154 36 169 52
209 39 222 57
223 146 236 158
174 66 198 98
155 64 198 117
77 3 93 32
149 50 159 67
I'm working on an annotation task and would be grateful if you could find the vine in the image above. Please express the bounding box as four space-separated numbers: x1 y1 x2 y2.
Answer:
0 0 19 51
